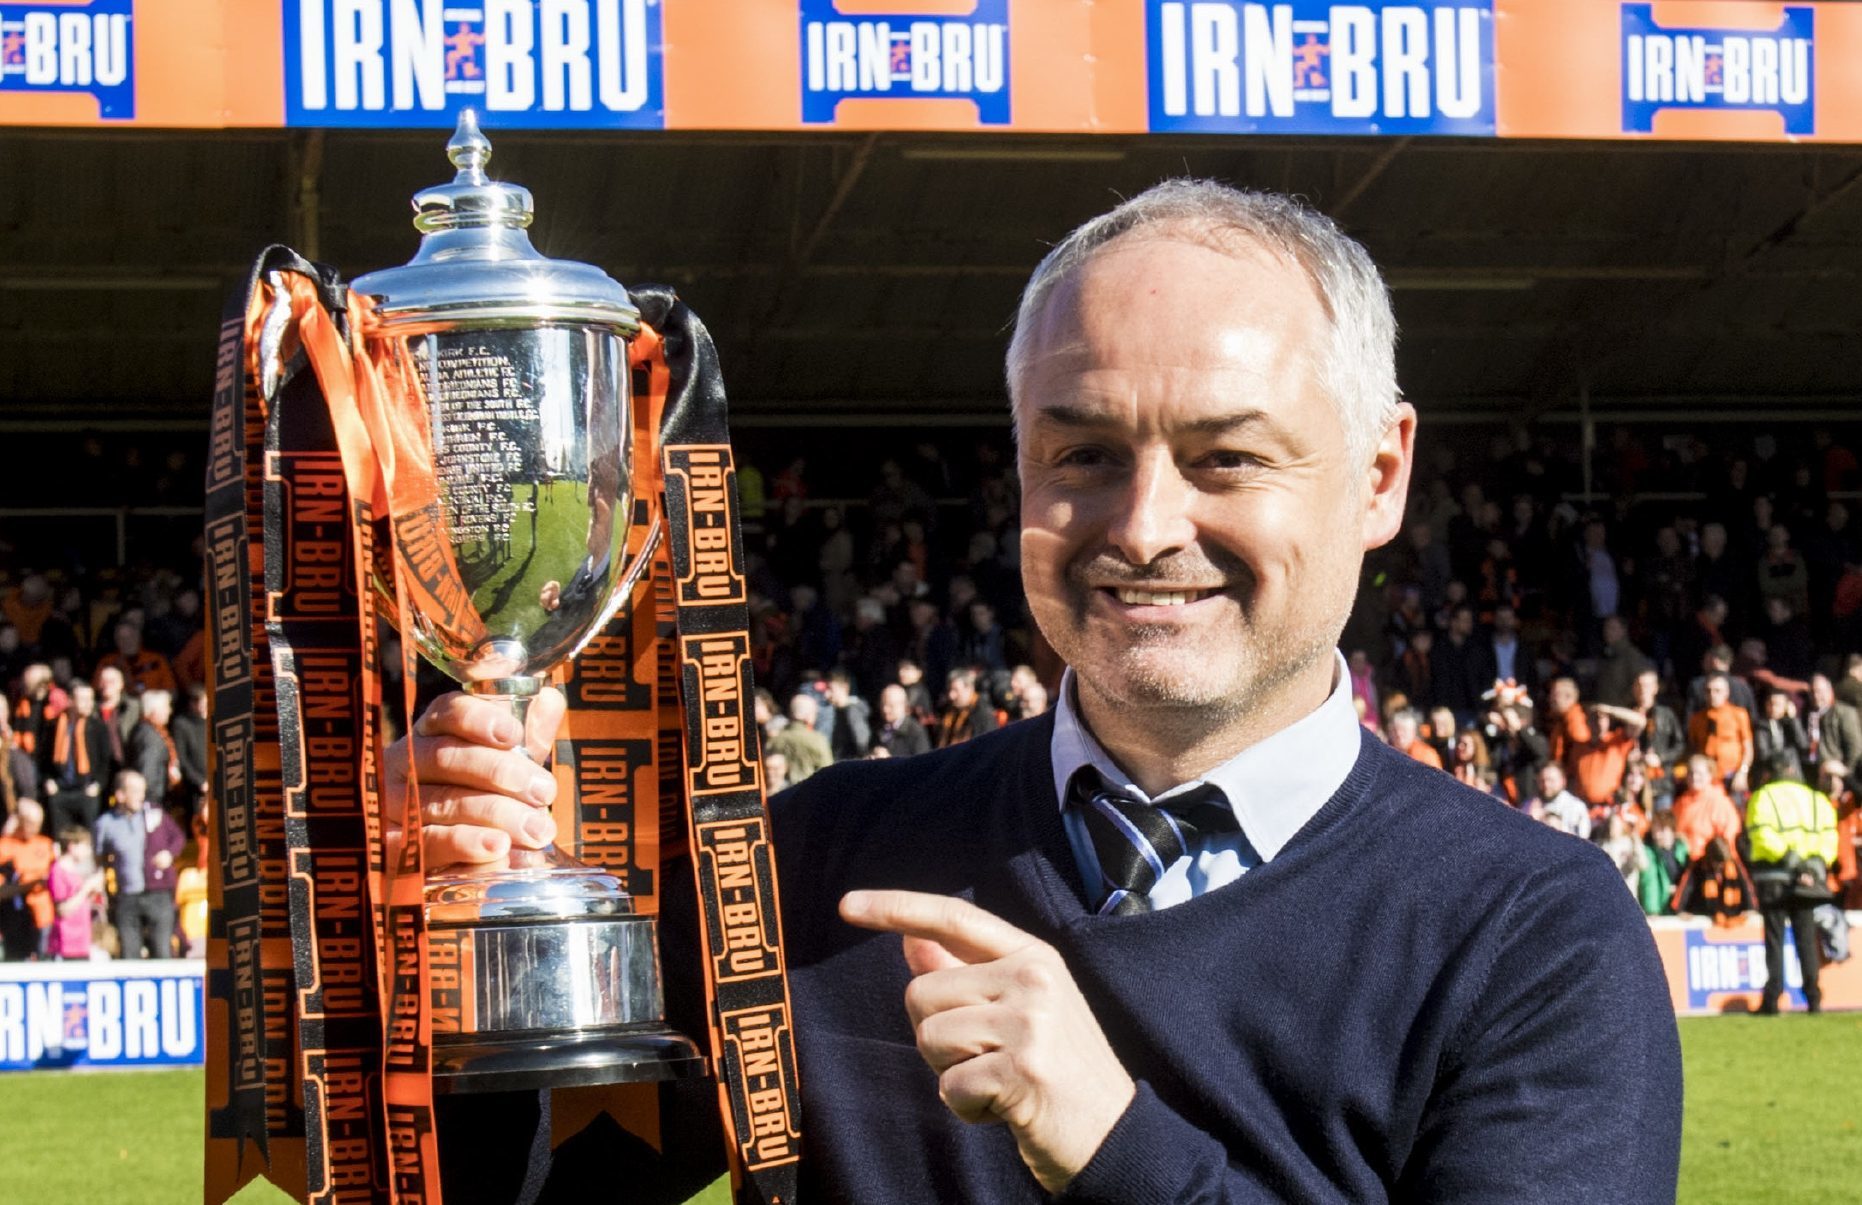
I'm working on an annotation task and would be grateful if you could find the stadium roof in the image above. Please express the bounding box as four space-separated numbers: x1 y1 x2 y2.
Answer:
2 128 1859 431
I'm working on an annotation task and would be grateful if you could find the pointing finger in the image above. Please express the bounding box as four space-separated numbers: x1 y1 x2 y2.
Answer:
840 890 1037 965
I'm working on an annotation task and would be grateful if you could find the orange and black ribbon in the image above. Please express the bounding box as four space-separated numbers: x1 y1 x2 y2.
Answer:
204 251 801 1205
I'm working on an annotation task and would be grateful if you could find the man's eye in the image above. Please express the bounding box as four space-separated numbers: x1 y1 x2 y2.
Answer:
1055 447 1113 469
1198 450 1260 471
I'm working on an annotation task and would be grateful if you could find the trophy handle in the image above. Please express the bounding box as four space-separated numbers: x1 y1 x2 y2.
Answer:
564 501 663 664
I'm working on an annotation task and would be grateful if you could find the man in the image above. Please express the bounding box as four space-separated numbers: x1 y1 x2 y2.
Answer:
170 683 211 818
1385 708 1441 769
1670 755 1742 866
1745 751 1837 1014
1807 673 1862 791
1689 673 1754 794
1629 669 1686 778
0 799 56 960
872 684 931 759
39 681 111 832
1529 762 1592 839
93 664 140 756
95 618 177 699
1427 603 1484 723
1475 604 1536 699
1838 653 1862 712
93 769 185 960
1593 615 1654 707
124 688 182 808
935 667 999 748
391 183 1679 1199
765 694 833 785
1569 704 1644 813
824 671 873 761
1686 645 1758 727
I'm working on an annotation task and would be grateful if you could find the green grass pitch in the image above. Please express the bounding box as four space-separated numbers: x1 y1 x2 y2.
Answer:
0 1015 1855 1202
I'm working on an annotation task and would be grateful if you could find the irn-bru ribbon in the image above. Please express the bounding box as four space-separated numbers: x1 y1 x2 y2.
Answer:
204 253 801 1205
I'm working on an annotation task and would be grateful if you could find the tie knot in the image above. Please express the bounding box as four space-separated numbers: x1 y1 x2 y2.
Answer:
1065 770 1240 915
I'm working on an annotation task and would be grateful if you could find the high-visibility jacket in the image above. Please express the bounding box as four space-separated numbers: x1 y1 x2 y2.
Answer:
1745 780 1838 865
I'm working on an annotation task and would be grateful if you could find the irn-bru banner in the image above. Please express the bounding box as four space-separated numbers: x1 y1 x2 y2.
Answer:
1650 914 1862 1015
0 959 205 1071
0 1 1859 141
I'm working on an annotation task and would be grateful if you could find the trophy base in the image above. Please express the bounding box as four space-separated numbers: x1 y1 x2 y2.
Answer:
434 1025 708 1094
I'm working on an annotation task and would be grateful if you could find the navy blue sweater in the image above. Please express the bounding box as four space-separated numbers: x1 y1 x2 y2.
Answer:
773 715 1682 1203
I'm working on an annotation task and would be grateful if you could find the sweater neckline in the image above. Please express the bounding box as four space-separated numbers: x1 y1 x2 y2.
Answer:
1011 723 1388 931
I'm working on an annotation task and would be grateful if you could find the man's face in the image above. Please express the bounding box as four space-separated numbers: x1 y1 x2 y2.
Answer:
117 776 146 810
1014 233 1408 722
1813 676 1834 710
947 677 976 709
880 687 908 725
1634 671 1659 709
73 685 96 716
96 667 124 703
1538 764 1566 799
1550 680 1578 715
1494 607 1518 637
1707 678 1729 708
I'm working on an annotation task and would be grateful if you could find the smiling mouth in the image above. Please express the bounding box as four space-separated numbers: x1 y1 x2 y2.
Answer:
1106 587 1221 607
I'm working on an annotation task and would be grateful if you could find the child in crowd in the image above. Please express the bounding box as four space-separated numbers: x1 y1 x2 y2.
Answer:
46 827 104 960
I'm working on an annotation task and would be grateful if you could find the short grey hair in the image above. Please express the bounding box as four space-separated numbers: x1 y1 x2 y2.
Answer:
1005 179 1399 462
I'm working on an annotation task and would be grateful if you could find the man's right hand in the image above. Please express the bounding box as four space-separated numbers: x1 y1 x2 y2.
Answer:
381 689 567 870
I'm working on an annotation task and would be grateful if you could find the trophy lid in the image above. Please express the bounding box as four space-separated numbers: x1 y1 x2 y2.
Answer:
352 110 640 333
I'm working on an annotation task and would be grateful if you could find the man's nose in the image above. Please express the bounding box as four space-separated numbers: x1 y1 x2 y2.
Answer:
1104 451 1196 566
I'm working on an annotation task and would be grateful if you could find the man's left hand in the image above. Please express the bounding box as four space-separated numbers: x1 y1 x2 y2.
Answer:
840 889 1134 1195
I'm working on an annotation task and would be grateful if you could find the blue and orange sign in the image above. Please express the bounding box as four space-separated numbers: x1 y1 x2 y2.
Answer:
0 1 1859 143
800 0 1010 125
283 0 663 128
0 0 133 119
1620 2 1813 134
1145 1 1494 136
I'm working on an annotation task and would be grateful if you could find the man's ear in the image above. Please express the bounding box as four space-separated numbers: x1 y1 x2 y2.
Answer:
1361 402 1417 551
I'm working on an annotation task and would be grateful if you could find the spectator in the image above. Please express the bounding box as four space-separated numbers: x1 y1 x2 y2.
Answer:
1447 727 1494 793
10 662 66 758
1345 649 1380 729
1688 674 1754 794
1639 811 1688 916
871 685 931 760
1593 616 1654 707
894 659 937 727
1386 709 1441 770
0 798 56 959
1595 810 1646 899
934 667 998 748
1389 628 1435 709
1482 694 1548 805
1429 604 1485 721
93 770 185 960
1476 605 1536 699
93 664 140 754
171 683 210 818
1570 704 1643 810
1671 755 1743 863
762 751 790 795
1840 653 1862 712
1628 670 1686 807
843 597 900 702
1755 524 1811 619
1753 689 1811 773
1019 681 1050 718
45 826 104 961
1745 750 1837 1014
95 618 177 698
1606 762 1654 840
40 681 110 832
1673 595 1728 691
1686 645 1758 726
1528 763 1591 839
1545 677 1590 774
824 672 872 762
955 600 1008 674
765 695 832 785
126 688 182 808
1805 673 1860 793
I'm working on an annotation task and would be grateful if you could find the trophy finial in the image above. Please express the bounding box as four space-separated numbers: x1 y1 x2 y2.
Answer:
448 108 491 184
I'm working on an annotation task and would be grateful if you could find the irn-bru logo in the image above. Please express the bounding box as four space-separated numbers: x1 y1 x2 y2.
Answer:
1683 928 1805 1010
1148 2 1492 136
0 0 134 119
800 0 1010 126
1621 4 1813 136
285 0 663 128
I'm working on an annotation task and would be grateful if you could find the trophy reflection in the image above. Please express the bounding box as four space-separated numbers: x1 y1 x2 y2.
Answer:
352 110 703 1092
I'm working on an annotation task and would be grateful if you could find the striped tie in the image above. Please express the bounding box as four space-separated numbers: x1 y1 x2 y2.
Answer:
1068 770 1240 915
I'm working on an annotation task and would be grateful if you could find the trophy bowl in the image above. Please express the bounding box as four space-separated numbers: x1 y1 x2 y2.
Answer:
352 111 704 1094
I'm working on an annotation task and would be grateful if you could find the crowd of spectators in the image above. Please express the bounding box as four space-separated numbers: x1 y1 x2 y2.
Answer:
2 422 1859 964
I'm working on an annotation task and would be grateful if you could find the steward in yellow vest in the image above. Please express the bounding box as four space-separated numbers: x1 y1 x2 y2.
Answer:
1745 750 1837 1014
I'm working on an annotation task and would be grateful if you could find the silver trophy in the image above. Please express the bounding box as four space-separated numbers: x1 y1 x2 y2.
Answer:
351 111 703 1093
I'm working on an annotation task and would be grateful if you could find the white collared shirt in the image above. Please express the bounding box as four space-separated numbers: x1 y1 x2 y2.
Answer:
1051 650 1363 910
